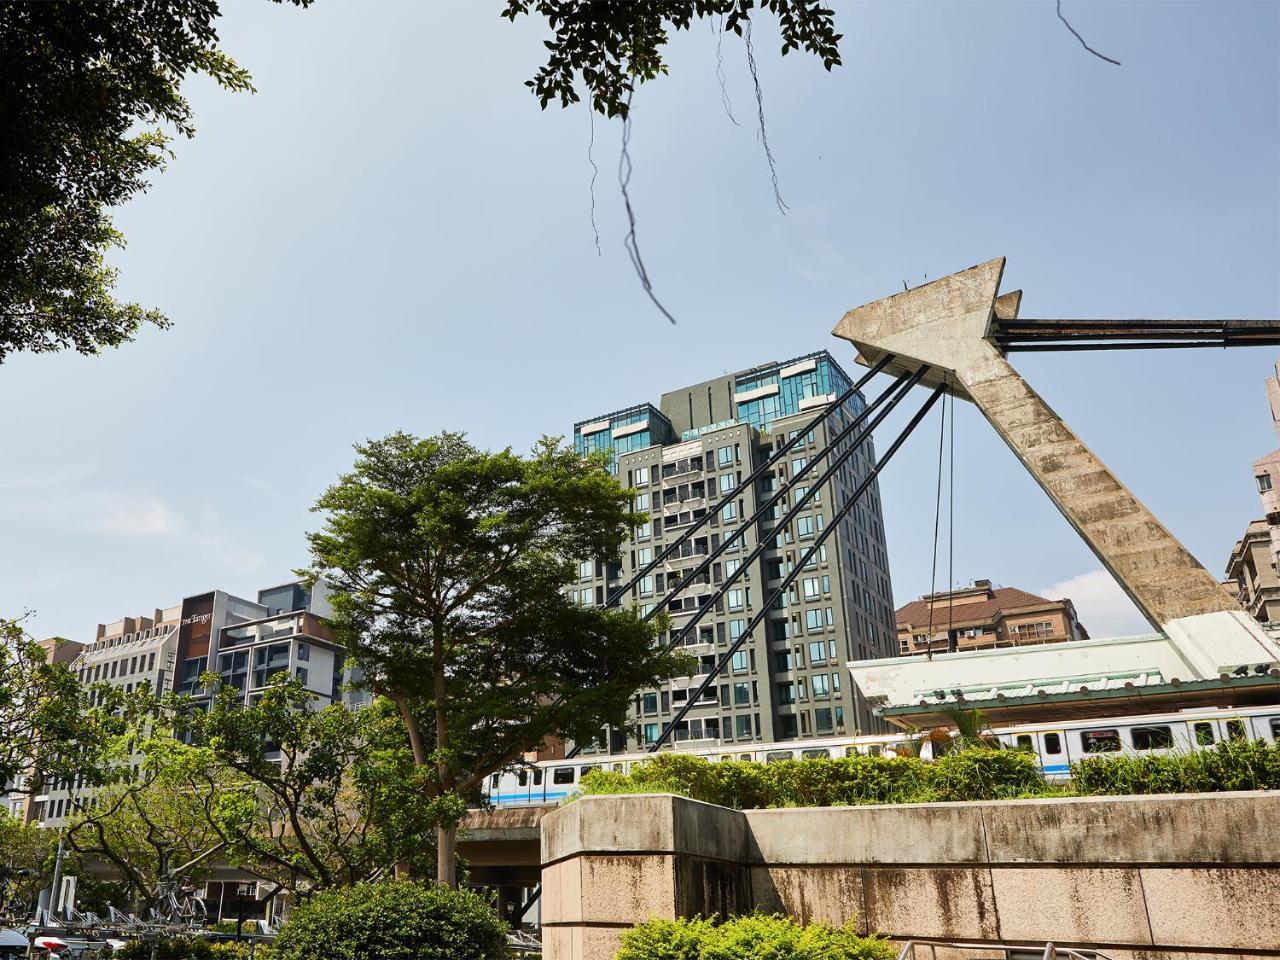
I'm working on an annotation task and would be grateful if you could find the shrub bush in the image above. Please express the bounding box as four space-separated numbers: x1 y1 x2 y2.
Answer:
929 747 1044 802
209 941 274 960
271 880 509 960
1072 738 1280 795
112 937 213 960
581 748 1037 809
615 914 895 960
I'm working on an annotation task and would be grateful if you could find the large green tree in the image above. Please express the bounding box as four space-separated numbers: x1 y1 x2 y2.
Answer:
305 432 689 887
186 677 439 893
0 0 307 364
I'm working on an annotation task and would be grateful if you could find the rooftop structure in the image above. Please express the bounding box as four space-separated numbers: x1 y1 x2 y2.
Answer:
895 579 1088 656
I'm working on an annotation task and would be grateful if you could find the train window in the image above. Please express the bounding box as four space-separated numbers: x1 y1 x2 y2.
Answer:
579 765 598 778
1081 729 1121 753
1194 722 1215 746
1227 719 1247 741
533 769 544 786
552 767 574 785
844 746 860 757
612 764 624 773
1131 725 1173 750
1043 732 1062 755
1271 719 1280 740
868 744 882 757
490 774 500 789
1015 734 1034 752
737 753 754 763
765 750 793 763
720 755 734 763
801 748 829 759
517 770 528 787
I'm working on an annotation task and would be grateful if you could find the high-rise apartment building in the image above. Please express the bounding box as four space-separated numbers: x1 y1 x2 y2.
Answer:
571 350 898 753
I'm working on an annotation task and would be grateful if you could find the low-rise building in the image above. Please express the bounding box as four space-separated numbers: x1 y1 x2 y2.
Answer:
21 578 353 829
895 579 1088 656
1226 520 1280 623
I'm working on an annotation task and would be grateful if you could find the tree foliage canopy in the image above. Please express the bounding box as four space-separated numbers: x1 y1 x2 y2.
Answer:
305 432 690 883
186 677 441 891
0 617 130 793
0 0 306 363
502 0 842 117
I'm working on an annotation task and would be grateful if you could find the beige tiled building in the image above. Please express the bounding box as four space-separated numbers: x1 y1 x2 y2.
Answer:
895 579 1088 656
1224 360 1280 624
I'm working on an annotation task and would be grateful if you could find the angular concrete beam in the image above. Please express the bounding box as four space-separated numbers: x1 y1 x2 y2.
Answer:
833 258 1241 631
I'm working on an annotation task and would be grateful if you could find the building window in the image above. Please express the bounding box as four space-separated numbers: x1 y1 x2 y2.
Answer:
718 446 733 467
791 458 807 474
636 522 652 540
727 589 744 611
297 642 310 662
634 492 651 511
805 609 823 632
635 467 650 485
641 692 658 714
734 682 751 705
809 641 827 665
735 714 753 739
802 577 820 599
812 674 830 698
639 576 654 597
643 723 660 744
729 619 745 640
814 707 834 734
777 683 795 704
796 516 814 539
731 651 749 674
1259 474 1273 493
719 473 736 494
723 500 738 521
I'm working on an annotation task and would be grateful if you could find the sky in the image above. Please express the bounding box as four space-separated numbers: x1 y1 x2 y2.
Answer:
2 0 1277 643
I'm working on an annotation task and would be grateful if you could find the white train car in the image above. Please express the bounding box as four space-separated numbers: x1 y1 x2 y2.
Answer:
482 704 1280 806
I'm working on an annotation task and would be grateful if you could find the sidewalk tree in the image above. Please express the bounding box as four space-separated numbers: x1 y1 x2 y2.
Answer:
305 431 690 886
185 676 438 891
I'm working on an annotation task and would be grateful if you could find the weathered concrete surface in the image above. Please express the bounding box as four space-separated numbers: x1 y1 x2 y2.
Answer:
541 792 1280 960
830 258 1240 631
459 803 554 886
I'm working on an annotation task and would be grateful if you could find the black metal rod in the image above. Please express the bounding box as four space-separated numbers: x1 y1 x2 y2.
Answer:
647 377 945 753
1003 341 1254 352
601 354 893 609
565 369 920 760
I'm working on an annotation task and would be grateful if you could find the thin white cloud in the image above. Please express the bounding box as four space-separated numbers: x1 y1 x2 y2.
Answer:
1039 569 1153 639
95 499 188 538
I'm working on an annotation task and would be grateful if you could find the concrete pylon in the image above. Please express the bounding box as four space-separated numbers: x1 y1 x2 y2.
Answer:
832 257 1250 644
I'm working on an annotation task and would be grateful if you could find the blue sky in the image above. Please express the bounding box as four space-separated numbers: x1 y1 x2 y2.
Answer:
2 1 1277 642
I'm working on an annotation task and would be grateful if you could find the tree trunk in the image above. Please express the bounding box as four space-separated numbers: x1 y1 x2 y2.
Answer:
436 821 457 888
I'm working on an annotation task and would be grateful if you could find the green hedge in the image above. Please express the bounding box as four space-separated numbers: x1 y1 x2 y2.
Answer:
1073 738 1280 795
579 748 1044 808
272 881 509 960
615 914 895 960
113 938 214 960
580 740 1280 809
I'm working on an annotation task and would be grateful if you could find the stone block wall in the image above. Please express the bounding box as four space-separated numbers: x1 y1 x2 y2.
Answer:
540 792 1280 960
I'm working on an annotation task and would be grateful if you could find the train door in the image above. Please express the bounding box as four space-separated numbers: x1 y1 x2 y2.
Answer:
1036 730 1069 777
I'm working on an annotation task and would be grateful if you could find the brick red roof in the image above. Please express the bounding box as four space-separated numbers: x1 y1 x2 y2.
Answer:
895 587 1058 629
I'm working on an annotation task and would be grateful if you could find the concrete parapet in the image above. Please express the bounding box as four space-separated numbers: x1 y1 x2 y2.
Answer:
540 792 1280 960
